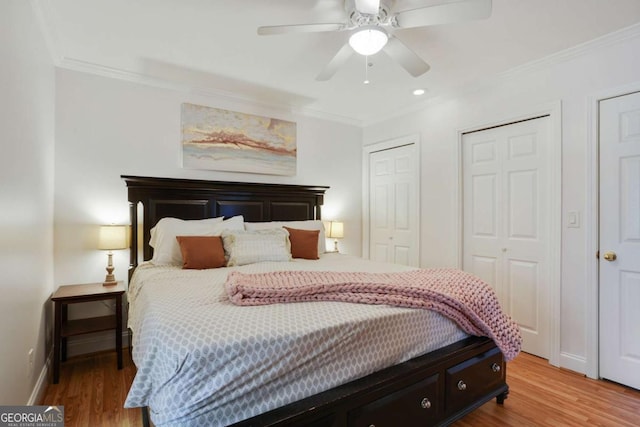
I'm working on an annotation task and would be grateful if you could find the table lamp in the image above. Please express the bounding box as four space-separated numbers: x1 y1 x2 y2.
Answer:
98 225 128 286
327 221 344 253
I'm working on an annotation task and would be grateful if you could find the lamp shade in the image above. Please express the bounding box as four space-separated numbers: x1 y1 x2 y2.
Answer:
327 221 344 239
349 26 388 56
98 225 128 250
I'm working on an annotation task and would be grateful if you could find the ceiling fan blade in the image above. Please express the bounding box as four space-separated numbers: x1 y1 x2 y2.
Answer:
383 37 430 77
258 23 345 36
395 0 492 29
316 43 354 81
355 0 380 15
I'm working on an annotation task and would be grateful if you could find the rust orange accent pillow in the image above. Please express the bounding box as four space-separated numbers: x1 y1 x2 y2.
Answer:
284 227 320 260
176 236 226 269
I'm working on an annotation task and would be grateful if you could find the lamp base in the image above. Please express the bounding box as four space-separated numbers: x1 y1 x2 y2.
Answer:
103 252 118 286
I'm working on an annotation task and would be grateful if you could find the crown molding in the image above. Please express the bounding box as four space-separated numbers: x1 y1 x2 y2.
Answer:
496 22 640 81
30 0 63 65
364 22 640 127
31 0 361 127
56 57 363 127
32 0 640 130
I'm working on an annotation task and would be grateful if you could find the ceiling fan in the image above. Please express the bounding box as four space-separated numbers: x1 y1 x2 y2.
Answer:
257 0 492 81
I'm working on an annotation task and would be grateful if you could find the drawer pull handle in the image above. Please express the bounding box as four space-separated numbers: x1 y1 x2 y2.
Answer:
457 380 467 391
420 398 431 409
492 363 501 373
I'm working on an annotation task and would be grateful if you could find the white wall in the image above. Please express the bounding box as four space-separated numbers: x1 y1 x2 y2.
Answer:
0 1 55 404
54 69 363 353
363 26 640 373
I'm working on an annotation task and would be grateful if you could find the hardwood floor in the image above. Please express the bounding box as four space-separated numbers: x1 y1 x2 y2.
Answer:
42 350 640 426
41 350 139 427
454 354 640 427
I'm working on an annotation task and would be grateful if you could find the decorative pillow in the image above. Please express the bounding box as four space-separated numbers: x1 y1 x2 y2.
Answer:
283 226 319 260
151 215 244 265
221 228 292 267
176 236 226 269
244 220 327 254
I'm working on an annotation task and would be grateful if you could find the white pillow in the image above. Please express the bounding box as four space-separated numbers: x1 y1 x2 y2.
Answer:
149 217 222 248
221 228 292 267
244 220 326 254
150 216 244 265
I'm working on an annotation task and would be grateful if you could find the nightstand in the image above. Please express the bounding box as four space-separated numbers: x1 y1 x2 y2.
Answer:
51 281 125 384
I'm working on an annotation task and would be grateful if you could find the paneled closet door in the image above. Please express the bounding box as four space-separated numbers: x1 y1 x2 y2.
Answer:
369 144 419 266
463 117 551 359
599 91 640 390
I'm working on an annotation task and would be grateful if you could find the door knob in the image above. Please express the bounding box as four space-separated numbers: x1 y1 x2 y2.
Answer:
603 251 617 261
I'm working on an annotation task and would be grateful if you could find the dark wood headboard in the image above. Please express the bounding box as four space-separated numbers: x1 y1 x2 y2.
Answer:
122 175 329 271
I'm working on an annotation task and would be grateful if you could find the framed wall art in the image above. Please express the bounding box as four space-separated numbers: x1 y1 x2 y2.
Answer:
181 103 297 176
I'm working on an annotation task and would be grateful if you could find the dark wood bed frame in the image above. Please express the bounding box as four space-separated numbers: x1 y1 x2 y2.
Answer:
123 175 509 427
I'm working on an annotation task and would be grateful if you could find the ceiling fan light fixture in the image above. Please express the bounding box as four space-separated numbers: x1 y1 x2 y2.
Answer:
349 26 388 56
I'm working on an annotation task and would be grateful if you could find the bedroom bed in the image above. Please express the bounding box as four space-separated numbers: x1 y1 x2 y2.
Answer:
122 175 516 427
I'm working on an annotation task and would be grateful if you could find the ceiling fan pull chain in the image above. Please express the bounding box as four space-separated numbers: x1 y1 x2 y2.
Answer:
364 55 370 84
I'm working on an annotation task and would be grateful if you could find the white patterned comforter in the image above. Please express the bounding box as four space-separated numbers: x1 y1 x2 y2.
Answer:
124 254 469 426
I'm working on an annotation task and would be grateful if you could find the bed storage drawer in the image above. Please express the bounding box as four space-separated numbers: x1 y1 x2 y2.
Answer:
349 373 441 427
445 346 504 413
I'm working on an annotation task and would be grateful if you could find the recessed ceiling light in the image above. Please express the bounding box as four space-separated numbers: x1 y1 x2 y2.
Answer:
413 88 425 96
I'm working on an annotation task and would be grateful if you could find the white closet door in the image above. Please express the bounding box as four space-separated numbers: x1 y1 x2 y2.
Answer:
369 144 419 266
599 91 640 390
463 117 550 359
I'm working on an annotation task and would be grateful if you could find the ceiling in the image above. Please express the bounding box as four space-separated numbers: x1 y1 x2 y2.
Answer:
38 0 640 124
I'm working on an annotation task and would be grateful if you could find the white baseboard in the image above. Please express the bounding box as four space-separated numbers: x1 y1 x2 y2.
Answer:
28 332 130 405
560 351 587 375
28 353 51 405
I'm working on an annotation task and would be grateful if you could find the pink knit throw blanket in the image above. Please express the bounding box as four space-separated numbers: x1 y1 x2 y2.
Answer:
225 269 522 361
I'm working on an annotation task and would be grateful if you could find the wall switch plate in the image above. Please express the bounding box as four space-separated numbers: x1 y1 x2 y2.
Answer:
567 211 580 228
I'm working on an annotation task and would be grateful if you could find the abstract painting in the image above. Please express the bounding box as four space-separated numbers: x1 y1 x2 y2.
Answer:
181 103 297 176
